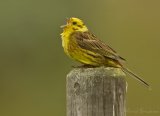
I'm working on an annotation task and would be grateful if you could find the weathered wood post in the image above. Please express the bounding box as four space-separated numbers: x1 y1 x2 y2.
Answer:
66 67 127 116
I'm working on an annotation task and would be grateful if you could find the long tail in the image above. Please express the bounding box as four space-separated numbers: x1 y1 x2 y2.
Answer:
122 67 150 88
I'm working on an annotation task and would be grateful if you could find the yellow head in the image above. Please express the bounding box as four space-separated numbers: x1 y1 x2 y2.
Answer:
61 17 88 33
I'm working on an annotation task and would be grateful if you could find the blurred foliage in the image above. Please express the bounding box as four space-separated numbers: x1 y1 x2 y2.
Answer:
0 0 160 116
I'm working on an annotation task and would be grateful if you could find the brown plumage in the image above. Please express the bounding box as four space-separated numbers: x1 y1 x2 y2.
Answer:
61 17 150 88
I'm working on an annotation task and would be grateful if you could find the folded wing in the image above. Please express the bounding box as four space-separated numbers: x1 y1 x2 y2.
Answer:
71 31 126 63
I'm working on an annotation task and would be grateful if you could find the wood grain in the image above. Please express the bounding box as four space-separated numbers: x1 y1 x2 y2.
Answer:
67 67 127 116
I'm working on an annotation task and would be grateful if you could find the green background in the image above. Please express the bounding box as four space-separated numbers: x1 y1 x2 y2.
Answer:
0 0 159 116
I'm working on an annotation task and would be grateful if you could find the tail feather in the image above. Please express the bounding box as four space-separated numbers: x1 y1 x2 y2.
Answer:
122 67 150 88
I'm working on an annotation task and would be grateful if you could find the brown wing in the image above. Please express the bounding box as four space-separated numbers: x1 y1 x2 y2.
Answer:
71 31 126 62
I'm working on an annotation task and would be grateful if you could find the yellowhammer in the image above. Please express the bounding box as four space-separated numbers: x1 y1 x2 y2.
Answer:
60 17 149 87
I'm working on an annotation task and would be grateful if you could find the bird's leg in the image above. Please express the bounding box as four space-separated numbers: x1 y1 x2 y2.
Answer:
72 64 97 68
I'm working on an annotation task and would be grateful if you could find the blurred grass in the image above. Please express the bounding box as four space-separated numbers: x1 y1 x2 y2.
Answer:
0 0 160 116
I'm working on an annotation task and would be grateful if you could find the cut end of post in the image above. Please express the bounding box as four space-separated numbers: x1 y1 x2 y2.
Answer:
66 67 127 116
68 67 126 79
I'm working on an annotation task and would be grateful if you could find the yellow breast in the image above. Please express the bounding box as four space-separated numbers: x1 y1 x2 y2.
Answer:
61 31 72 56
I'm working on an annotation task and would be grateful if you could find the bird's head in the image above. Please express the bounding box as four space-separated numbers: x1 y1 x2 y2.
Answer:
61 17 88 32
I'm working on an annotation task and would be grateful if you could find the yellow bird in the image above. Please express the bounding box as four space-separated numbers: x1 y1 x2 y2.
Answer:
61 17 149 87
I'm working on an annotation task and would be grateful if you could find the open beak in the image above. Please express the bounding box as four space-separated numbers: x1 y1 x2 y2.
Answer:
60 18 70 28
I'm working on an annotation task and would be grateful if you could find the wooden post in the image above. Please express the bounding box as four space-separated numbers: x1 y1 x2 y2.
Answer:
66 67 127 116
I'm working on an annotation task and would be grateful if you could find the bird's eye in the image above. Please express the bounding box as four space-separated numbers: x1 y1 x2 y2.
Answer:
72 22 77 25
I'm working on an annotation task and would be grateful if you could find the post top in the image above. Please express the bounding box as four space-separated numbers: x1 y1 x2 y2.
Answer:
68 67 126 78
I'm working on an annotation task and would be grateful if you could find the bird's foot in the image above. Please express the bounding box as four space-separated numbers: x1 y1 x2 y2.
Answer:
72 64 97 68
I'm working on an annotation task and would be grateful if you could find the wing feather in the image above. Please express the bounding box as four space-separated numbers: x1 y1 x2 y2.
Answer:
71 31 126 62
